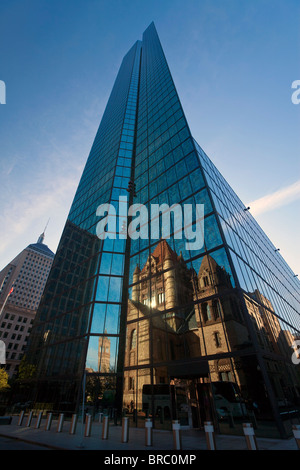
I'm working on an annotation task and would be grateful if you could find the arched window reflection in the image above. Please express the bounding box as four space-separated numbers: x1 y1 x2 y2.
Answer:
212 299 221 320
130 329 137 349
201 302 212 322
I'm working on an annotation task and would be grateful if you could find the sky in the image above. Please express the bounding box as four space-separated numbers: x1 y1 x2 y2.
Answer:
0 0 299 276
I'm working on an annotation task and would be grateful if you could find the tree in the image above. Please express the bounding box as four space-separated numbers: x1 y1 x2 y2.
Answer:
0 368 10 391
17 356 36 381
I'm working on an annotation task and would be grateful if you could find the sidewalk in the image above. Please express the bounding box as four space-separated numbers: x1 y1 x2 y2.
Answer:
0 416 298 451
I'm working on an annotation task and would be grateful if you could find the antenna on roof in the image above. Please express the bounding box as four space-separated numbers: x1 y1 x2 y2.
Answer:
44 218 50 234
37 218 50 244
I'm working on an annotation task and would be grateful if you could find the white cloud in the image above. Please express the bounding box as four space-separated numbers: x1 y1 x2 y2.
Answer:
0 109 92 268
248 179 300 216
0 171 79 260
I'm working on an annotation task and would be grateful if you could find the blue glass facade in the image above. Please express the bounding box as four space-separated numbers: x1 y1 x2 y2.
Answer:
24 23 300 438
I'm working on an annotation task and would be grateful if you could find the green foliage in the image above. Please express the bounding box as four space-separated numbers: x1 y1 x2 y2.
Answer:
0 368 10 391
17 356 36 381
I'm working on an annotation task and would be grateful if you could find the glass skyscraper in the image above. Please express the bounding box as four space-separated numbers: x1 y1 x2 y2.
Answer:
23 23 300 439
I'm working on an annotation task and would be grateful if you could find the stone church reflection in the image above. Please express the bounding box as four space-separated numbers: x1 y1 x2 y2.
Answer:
123 240 300 426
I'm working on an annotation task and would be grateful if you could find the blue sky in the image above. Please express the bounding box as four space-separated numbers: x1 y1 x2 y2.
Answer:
0 0 299 275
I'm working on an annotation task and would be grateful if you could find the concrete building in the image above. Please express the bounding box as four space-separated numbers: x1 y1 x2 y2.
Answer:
0 232 54 377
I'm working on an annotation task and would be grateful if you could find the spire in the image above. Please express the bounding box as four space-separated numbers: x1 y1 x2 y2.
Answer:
37 218 50 244
37 232 45 244
133 264 141 275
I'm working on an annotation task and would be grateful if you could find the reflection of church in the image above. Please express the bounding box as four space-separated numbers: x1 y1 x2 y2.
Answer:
123 240 300 423
98 333 111 372
124 240 195 411
193 253 248 382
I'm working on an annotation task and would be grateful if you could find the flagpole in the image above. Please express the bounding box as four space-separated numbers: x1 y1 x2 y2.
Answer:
0 278 6 296
0 285 14 321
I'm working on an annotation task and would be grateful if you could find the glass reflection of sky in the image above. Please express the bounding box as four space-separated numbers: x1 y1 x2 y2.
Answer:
91 303 121 334
95 276 123 303
86 335 119 372
100 252 125 276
